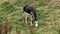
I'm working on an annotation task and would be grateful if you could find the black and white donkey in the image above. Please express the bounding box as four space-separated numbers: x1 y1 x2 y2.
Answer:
23 5 38 27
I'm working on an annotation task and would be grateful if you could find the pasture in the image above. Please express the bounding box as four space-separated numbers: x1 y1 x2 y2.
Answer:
0 0 60 34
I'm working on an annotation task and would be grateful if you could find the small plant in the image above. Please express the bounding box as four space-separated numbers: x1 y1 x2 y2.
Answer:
1 1 10 8
16 26 21 34
0 23 2 34
30 26 35 34
8 25 11 34
4 23 9 34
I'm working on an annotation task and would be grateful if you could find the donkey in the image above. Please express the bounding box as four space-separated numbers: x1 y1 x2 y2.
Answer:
23 5 38 27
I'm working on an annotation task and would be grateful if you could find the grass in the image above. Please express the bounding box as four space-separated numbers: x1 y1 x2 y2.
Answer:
0 0 60 34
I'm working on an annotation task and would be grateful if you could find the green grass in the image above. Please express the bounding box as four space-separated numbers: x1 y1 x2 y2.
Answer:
0 0 60 34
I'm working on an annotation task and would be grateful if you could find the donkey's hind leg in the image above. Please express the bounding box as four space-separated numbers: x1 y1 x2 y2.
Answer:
23 12 28 24
30 15 33 26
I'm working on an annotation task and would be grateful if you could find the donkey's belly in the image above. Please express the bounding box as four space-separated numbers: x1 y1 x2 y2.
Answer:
24 12 30 16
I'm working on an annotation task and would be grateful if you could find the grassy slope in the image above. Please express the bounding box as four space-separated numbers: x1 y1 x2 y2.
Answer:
0 0 60 34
